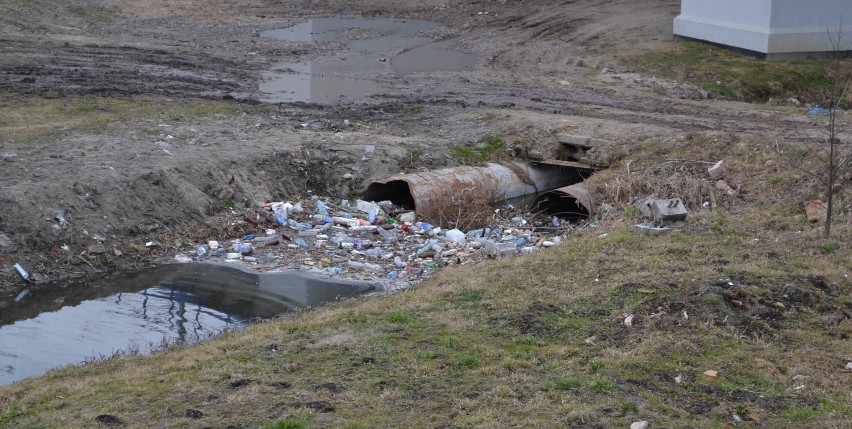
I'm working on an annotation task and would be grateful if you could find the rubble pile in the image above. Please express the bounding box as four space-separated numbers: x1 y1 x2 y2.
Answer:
175 196 573 290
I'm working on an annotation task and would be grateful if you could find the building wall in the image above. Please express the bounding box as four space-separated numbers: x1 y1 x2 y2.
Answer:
674 0 852 58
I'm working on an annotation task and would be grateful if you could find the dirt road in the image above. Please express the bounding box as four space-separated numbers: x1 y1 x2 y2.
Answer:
0 0 815 293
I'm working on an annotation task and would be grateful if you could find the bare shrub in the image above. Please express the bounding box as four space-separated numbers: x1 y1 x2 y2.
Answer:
419 187 499 230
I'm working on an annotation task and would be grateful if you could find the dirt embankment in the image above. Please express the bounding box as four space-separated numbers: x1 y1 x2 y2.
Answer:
0 0 823 294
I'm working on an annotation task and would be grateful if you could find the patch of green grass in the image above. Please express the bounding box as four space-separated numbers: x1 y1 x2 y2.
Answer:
620 401 640 416
819 241 840 253
451 136 509 165
456 354 482 369
267 418 306 429
623 206 641 219
440 336 461 349
410 103 423 113
785 406 820 423
590 378 616 393
553 377 584 390
459 291 484 302
587 359 605 374
766 176 783 186
386 312 413 324
222 197 235 210
633 41 843 104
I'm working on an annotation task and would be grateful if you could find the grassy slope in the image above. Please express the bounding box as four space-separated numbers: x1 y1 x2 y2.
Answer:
1 207 849 428
630 41 850 105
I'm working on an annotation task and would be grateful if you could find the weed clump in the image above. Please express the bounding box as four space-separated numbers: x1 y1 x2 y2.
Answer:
267 418 306 429
419 185 498 230
451 135 509 165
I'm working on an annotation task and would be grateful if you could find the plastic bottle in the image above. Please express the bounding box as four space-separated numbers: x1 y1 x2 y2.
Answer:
242 256 258 263
316 200 329 215
515 236 528 248
368 202 378 224
415 243 433 257
415 222 433 232
377 227 396 242
393 256 407 268
238 244 253 255
519 246 537 254
293 238 309 249
324 267 345 276
387 271 399 280
333 216 358 227
242 234 256 241
347 260 385 272
13 263 30 281
196 244 209 257
365 248 383 259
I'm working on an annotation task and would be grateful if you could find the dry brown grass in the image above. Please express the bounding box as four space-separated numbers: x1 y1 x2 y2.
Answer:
586 132 763 212
419 186 500 230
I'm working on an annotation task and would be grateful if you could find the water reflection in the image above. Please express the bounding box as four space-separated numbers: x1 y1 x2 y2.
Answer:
259 17 476 103
0 264 373 385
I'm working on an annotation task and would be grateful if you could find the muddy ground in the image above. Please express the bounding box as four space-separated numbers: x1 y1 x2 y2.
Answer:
0 0 828 295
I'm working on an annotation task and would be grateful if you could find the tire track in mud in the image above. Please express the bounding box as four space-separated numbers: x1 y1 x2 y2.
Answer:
0 39 256 97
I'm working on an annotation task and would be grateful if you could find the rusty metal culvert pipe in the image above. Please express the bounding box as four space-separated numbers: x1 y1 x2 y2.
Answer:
362 162 591 218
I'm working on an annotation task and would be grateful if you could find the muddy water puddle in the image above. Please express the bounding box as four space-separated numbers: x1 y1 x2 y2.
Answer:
260 17 476 103
0 264 373 385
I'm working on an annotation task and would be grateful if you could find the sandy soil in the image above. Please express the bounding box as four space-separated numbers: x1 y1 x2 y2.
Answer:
0 0 819 294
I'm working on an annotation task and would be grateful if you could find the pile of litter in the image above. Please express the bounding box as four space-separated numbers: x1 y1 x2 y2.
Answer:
175 196 573 290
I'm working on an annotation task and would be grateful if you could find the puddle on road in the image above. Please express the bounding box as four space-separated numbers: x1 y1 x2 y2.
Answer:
259 17 476 103
0 264 373 385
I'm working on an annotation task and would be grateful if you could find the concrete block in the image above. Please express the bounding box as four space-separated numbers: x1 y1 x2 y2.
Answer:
707 160 726 180
650 198 687 224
